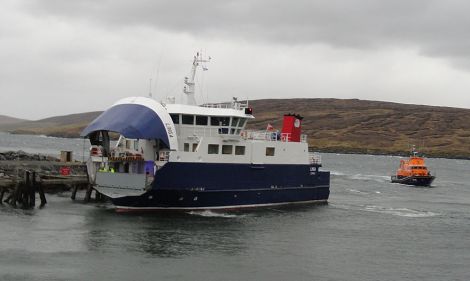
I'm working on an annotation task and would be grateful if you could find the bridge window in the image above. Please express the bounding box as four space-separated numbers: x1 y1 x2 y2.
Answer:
184 143 190 152
182 114 194 125
239 119 247 127
266 147 275 156
211 116 230 126
170 114 180 124
231 117 240 127
222 145 233 155
218 128 229 134
196 115 208 125
235 146 245 155
208 144 219 154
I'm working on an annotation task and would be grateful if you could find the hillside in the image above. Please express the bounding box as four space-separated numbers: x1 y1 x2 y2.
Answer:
0 112 102 138
247 99 470 158
1 99 470 158
0 115 28 125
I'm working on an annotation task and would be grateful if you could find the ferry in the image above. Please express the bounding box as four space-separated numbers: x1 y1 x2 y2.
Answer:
80 53 330 211
391 147 435 186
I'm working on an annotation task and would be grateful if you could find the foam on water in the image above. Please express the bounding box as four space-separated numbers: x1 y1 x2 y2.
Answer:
350 174 390 183
362 205 439 218
329 203 439 218
348 189 368 194
330 170 345 176
187 210 240 218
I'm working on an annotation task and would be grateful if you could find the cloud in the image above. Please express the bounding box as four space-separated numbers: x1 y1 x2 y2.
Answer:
22 1 470 52
1 0 470 119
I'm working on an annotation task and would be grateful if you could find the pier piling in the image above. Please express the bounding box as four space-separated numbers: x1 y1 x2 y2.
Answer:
30 171 36 207
0 188 5 203
84 184 93 202
1 159 93 207
71 184 78 200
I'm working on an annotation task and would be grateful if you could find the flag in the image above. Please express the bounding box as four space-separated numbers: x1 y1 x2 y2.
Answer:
266 123 274 131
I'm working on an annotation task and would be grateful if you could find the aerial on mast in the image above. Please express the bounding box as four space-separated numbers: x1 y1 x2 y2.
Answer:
183 52 211 105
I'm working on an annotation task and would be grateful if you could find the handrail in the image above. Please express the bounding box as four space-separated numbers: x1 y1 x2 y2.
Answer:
201 100 249 110
308 152 322 165
240 130 308 143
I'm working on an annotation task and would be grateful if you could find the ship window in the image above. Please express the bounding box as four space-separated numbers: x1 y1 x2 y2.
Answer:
211 116 230 126
210 116 220 126
266 147 275 156
222 145 233 155
192 143 198 152
182 114 194 125
230 128 236 134
208 144 219 154
218 128 229 134
126 140 131 149
196 115 208 125
134 140 139 151
221 117 230 126
236 129 241 135
184 143 190 152
170 114 180 125
239 119 247 127
235 146 245 155
231 117 240 127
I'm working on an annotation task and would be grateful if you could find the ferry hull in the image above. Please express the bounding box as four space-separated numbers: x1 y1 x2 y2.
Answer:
111 186 329 211
99 162 330 211
391 175 435 186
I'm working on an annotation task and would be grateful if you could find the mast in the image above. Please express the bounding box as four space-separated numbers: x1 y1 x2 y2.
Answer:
183 52 210 105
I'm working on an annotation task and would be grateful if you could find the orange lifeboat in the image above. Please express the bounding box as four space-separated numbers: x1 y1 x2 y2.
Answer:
391 148 435 186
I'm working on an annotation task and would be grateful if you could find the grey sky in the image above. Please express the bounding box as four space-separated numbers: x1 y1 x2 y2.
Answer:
1 0 470 119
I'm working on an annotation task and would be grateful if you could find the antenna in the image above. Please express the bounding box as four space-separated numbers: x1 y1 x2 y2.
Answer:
183 52 211 105
148 78 152 98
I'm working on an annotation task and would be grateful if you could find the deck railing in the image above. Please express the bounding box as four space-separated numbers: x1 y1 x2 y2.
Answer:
308 152 322 165
176 125 310 144
201 100 249 110
241 130 308 143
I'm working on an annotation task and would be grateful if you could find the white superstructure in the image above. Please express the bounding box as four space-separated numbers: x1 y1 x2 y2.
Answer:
89 52 320 180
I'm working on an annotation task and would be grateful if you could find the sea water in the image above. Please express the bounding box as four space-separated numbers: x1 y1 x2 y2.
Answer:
0 133 469 281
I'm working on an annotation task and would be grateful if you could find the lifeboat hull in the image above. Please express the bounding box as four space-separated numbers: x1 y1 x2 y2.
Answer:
391 175 435 186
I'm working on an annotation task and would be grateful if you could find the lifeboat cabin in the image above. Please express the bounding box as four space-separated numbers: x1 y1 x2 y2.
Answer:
391 149 435 186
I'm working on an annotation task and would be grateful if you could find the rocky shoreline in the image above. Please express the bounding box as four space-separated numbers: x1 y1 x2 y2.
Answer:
0 150 58 161
0 151 88 193
312 147 470 160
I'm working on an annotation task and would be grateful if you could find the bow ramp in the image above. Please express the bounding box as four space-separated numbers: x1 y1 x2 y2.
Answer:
80 97 177 150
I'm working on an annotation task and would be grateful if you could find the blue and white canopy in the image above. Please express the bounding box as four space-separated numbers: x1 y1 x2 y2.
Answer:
80 97 178 150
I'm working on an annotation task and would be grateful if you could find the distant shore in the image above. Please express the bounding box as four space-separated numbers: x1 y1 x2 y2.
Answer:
2 98 470 160
312 147 470 160
2 131 469 160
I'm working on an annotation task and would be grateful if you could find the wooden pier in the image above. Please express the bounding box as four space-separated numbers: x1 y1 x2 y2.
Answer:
0 160 97 208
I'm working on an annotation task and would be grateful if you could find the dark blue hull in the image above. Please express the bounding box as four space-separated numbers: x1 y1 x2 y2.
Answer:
391 175 435 186
110 162 330 211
